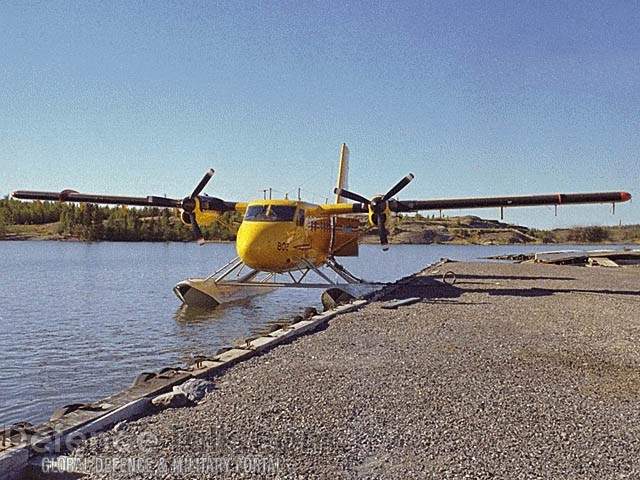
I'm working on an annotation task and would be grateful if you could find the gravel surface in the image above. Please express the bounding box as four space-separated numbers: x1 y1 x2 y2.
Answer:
63 262 640 479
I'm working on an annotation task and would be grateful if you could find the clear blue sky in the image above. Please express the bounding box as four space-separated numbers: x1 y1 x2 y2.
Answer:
1 1 638 229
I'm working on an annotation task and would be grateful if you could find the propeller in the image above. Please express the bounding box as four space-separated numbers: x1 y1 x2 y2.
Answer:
181 169 215 245
335 173 414 250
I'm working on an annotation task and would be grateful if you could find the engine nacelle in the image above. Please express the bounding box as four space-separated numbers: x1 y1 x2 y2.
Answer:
367 196 391 229
179 197 221 227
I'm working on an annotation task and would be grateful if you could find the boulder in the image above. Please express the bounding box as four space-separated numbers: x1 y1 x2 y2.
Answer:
175 379 215 402
151 391 191 409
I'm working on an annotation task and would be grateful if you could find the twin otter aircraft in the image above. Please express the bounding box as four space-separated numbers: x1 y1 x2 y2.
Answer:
13 144 632 308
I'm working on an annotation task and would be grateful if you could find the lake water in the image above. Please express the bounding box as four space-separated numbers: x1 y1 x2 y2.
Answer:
0 241 630 426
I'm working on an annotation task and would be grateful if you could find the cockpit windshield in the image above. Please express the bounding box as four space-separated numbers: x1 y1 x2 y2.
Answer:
244 205 297 222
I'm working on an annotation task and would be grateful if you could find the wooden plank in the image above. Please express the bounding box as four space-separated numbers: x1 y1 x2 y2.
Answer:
588 257 619 267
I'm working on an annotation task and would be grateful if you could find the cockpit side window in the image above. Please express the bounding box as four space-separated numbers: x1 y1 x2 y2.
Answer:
296 209 305 226
244 205 297 222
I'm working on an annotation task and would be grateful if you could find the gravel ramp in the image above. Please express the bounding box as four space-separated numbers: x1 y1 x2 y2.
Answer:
67 262 640 479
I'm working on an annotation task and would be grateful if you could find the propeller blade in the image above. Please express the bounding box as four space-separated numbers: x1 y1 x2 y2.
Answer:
334 188 371 205
383 173 414 202
191 169 215 199
377 214 389 251
189 212 205 245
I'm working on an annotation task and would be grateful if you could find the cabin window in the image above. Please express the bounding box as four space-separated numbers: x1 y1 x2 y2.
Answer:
296 209 305 226
244 205 297 222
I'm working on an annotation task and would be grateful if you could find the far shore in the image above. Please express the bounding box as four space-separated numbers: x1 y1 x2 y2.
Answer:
1 231 636 247
2 215 638 245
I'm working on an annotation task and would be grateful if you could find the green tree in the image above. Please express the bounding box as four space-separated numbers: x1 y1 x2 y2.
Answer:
567 226 610 243
0 210 7 238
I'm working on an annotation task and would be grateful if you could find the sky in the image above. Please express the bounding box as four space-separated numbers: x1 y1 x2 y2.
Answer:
1 0 638 229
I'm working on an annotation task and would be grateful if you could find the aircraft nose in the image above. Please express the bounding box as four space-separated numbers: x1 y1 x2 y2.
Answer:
236 222 294 272
236 234 257 268
236 224 272 270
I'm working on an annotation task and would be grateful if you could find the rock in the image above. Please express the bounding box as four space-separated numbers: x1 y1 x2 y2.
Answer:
132 371 157 387
215 346 233 355
267 323 282 332
303 307 318 318
113 421 128 431
151 391 192 409
175 379 215 402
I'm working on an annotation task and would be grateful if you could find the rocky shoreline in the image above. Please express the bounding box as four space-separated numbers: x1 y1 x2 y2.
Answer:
5 216 638 245
51 261 640 479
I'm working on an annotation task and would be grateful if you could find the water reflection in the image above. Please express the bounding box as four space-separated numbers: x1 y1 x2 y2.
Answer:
174 303 236 324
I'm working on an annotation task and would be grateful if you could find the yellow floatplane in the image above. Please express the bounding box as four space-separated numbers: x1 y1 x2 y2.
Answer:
13 144 631 308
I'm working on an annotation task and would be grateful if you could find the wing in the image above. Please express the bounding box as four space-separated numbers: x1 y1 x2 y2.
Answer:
12 167 248 214
11 189 182 207
332 176 631 249
11 189 242 212
12 168 247 213
11 169 246 243
316 191 632 216
333 172 631 213
389 191 632 212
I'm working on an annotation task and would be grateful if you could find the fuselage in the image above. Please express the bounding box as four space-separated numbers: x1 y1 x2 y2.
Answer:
236 199 326 272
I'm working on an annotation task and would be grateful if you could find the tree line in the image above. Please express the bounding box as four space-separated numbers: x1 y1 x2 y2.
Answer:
0 196 239 242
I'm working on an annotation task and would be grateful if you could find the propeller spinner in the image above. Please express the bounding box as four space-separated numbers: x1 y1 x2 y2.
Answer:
335 173 414 250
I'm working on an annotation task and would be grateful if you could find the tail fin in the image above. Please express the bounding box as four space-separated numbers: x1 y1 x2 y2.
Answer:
334 143 349 203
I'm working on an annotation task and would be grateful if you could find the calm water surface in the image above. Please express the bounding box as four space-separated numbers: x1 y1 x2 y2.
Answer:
0 241 629 426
